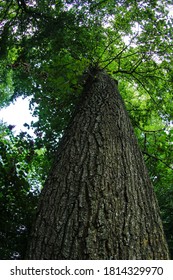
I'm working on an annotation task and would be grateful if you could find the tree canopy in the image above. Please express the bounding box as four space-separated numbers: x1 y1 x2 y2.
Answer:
0 0 173 259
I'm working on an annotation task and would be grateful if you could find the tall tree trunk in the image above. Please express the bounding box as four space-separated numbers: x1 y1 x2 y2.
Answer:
27 68 169 259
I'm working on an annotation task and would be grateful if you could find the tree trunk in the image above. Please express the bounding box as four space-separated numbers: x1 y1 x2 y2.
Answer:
27 68 169 259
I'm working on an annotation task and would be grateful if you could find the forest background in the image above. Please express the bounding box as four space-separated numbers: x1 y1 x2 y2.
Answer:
0 0 173 259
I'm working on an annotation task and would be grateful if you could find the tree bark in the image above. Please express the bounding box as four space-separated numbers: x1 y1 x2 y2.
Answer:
27 68 169 259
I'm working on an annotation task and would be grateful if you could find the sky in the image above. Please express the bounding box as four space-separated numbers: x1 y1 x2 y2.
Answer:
0 97 37 136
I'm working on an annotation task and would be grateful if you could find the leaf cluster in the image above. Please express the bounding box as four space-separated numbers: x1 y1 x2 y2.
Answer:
0 122 49 259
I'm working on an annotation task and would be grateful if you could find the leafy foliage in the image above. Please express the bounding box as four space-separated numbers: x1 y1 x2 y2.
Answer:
0 0 173 258
0 123 49 259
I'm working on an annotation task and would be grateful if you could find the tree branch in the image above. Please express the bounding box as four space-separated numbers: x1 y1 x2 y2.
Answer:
17 0 27 12
143 151 173 170
102 33 139 70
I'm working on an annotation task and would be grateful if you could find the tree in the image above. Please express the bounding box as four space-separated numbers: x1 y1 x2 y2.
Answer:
0 123 48 259
0 124 34 259
0 0 173 259
26 67 169 259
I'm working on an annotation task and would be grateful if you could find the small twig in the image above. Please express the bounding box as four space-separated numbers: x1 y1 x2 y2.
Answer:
97 34 122 62
130 73 159 105
143 151 173 170
102 32 139 70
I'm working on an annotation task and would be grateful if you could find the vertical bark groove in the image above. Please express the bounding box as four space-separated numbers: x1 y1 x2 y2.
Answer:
27 68 169 259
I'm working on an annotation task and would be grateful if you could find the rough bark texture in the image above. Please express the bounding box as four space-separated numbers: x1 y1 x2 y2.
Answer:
27 68 169 259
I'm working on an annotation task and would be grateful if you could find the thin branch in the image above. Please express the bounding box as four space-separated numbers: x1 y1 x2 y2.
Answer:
102 43 128 70
129 55 145 73
97 34 122 62
102 32 139 70
17 0 27 12
120 50 140 60
16 0 54 22
130 73 159 105
135 71 168 82
135 124 166 133
141 128 165 133
143 151 173 170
